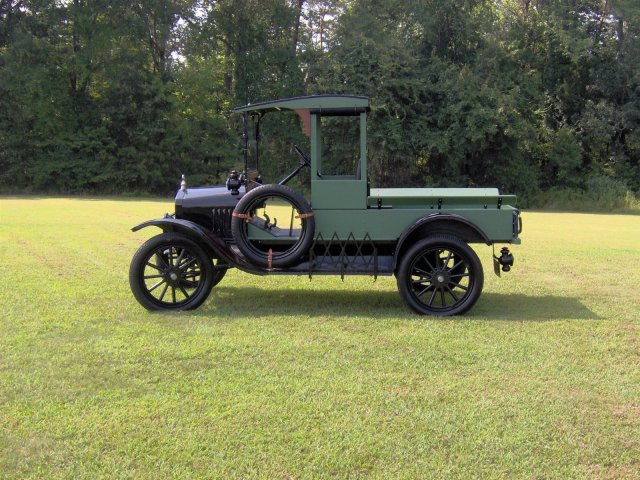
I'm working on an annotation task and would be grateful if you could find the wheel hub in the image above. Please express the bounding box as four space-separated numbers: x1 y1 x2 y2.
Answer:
165 268 182 286
431 271 449 287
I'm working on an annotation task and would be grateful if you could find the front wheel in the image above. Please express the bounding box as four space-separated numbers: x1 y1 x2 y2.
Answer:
396 236 484 316
129 233 217 311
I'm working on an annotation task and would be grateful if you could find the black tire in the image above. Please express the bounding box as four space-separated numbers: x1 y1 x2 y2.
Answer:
129 233 216 311
396 235 484 316
210 260 227 288
231 183 315 267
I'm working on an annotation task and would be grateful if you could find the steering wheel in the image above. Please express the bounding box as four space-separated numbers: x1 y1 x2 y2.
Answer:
293 144 311 166
278 144 313 185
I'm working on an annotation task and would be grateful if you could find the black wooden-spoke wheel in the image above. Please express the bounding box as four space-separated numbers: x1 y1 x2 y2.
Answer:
397 236 484 316
129 233 217 310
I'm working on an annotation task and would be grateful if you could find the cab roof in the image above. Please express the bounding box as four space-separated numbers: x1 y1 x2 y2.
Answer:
233 95 369 114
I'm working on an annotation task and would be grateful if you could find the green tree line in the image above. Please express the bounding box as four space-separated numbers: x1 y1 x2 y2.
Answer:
1 0 639 205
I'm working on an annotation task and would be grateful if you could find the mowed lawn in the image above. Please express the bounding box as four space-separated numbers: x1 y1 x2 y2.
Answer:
0 197 638 479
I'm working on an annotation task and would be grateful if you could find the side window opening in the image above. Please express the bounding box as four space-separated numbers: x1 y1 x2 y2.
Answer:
319 115 361 177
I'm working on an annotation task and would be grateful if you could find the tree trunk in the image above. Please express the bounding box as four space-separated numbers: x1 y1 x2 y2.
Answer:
616 17 624 43
291 0 305 52
595 0 610 42
70 0 81 95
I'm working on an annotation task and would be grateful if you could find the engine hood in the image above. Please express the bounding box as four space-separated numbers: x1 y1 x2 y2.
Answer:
175 186 246 229
176 185 246 209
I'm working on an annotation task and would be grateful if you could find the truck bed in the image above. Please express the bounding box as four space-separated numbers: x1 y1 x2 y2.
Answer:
368 188 516 209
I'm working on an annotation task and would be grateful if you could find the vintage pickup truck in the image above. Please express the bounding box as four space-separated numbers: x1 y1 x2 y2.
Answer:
129 95 521 315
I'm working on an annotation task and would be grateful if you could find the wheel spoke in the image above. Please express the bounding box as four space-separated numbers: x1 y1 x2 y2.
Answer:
428 288 437 306
451 282 468 291
172 286 176 303
450 273 469 278
446 286 459 302
179 257 197 271
181 279 199 289
413 266 432 277
449 259 464 271
416 284 434 297
435 249 444 268
182 269 201 278
144 274 164 279
440 288 446 306
444 250 453 268
148 279 166 293
421 255 437 273
146 261 162 271
154 252 169 270
158 283 169 301
179 285 190 299
175 248 186 267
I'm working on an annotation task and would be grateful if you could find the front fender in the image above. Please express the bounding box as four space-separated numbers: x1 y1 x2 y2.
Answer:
133 217 209 239
132 218 265 275
132 218 233 265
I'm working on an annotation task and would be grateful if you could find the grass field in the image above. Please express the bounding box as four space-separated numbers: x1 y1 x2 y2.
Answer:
1 197 639 479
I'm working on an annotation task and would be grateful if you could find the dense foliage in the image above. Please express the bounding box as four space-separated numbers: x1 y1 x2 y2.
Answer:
1 0 639 204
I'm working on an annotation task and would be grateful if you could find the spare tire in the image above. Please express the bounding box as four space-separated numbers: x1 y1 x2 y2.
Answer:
231 184 315 268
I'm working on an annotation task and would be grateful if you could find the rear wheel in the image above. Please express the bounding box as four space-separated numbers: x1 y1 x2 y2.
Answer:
129 233 218 311
397 236 484 316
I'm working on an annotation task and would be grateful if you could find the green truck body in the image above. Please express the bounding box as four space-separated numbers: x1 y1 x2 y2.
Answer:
235 95 519 244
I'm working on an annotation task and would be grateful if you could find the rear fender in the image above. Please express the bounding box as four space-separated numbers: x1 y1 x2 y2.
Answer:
393 213 490 270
